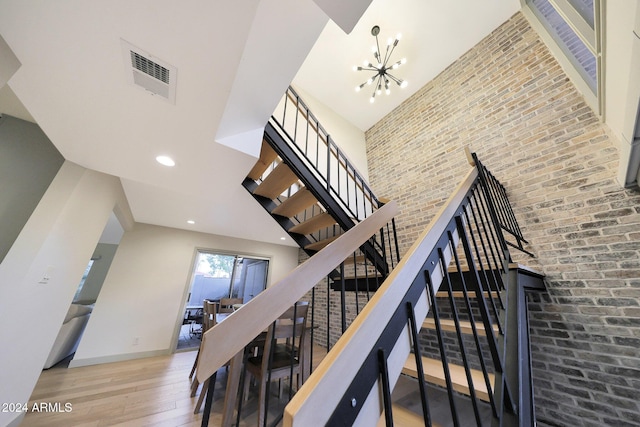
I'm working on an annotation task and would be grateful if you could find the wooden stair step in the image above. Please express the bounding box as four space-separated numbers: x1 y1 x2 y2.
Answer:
422 318 499 337
272 187 318 217
436 291 497 299
402 356 494 402
253 162 298 199
376 405 440 427
247 139 278 180
289 212 337 235
340 254 367 267
304 235 339 251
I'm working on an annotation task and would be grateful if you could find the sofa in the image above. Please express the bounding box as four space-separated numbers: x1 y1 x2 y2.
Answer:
43 303 93 369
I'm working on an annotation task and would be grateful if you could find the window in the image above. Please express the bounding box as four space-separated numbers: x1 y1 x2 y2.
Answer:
185 251 269 307
525 0 601 109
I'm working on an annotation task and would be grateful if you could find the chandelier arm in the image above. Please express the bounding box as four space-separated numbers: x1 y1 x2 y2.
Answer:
382 43 392 67
372 74 383 99
385 43 398 68
386 73 403 86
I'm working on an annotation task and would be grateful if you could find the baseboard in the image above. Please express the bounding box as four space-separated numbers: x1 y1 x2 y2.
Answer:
68 349 170 368
5 411 25 427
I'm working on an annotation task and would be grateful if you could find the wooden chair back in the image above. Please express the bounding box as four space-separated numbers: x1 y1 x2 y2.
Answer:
202 300 218 332
219 297 243 313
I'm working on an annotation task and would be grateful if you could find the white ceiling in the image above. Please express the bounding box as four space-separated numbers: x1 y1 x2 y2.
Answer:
0 0 520 247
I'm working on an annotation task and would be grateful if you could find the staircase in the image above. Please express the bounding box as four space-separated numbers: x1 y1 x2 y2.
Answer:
242 86 398 295
196 88 545 427
284 154 546 427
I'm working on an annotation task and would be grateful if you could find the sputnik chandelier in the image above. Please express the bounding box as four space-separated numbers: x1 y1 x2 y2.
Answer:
354 25 407 103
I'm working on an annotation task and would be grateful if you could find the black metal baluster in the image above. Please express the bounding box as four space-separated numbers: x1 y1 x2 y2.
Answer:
455 216 516 415
439 246 484 426
469 190 505 302
461 206 503 335
406 301 433 427
378 348 394 426
310 286 315 374
424 269 460 427
200 371 217 427
340 261 347 333
447 232 499 418
474 182 509 273
326 276 331 351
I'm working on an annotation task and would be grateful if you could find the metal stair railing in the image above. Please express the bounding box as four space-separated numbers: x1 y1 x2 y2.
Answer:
264 86 399 277
284 153 541 427
271 86 381 222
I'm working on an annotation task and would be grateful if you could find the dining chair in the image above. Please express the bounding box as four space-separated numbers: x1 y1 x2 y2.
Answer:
242 301 309 427
219 297 243 313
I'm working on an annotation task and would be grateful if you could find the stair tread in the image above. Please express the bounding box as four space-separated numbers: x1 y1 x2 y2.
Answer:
247 139 278 180
402 356 494 402
436 291 497 299
449 262 543 277
377 405 439 427
272 187 318 217
253 162 298 199
422 318 499 336
289 212 337 235
304 235 339 251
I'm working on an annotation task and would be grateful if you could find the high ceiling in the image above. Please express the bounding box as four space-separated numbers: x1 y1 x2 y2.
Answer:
0 0 520 246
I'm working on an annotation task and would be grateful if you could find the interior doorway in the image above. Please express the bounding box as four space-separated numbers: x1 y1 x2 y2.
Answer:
177 251 269 350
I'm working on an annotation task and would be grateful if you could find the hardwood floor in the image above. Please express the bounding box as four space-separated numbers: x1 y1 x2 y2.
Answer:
22 346 331 427
22 347 482 427
24 351 207 427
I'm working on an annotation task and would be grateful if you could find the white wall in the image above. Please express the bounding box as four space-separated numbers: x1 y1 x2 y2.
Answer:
292 85 369 179
0 161 129 427
74 243 119 304
605 1 640 186
71 223 299 366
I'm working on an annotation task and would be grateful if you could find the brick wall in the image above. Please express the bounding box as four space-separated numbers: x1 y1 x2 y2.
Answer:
364 12 640 427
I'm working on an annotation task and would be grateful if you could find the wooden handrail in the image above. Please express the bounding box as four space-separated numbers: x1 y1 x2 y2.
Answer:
195 201 398 383
284 167 478 426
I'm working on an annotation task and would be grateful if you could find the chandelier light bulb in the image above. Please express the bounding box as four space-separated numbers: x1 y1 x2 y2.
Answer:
355 86 361 92
396 33 402 40
401 81 408 88
401 58 407 64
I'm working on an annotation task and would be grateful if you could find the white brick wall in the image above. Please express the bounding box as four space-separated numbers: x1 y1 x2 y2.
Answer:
365 12 640 427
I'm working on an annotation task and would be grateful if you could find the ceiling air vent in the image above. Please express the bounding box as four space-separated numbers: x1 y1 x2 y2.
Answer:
121 39 177 104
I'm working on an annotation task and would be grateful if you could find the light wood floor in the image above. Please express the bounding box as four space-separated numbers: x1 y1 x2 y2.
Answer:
24 351 208 427
22 346 331 427
23 348 483 427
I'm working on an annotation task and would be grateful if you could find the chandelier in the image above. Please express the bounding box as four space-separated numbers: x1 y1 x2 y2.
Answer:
354 25 407 103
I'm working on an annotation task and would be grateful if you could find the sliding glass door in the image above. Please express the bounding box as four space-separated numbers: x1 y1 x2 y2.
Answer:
186 251 269 307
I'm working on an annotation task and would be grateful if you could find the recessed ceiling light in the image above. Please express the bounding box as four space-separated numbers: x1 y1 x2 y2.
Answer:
156 155 175 167
280 237 286 240
187 220 195 225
